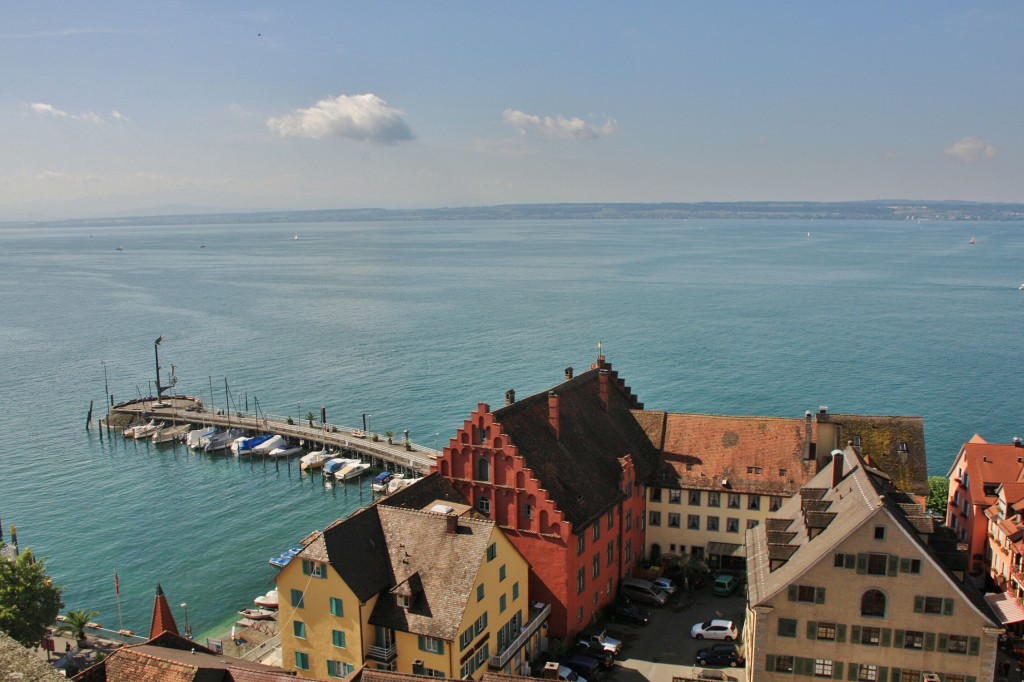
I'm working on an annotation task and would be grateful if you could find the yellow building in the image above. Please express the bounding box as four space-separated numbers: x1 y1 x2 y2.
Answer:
277 474 547 680
745 448 1002 682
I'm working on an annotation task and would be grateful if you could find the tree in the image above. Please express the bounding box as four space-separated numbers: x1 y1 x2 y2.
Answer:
306 411 316 428
927 475 950 517
0 550 64 647
57 608 100 646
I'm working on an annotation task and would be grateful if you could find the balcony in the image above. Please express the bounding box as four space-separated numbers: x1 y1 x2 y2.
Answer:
489 602 551 670
367 642 397 663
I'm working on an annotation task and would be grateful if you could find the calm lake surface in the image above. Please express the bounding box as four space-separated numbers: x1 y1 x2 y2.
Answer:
1 218 1021 639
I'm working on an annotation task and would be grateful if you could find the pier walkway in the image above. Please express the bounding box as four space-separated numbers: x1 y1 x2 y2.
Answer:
108 397 438 474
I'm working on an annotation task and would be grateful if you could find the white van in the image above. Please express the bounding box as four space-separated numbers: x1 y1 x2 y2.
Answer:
620 578 668 606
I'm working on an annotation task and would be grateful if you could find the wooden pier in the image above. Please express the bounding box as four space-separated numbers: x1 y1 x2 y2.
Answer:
107 397 438 474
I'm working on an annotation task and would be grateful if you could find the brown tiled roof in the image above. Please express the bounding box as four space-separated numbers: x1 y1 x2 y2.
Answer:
369 508 495 642
765 518 792 532
319 506 393 603
766 531 797 545
0 632 66 682
960 439 1024 505
821 413 929 496
644 412 818 497
490 364 660 528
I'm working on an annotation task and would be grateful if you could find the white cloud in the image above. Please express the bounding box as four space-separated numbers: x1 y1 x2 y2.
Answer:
31 102 69 118
111 110 130 123
944 136 996 163
267 93 413 145
502 109 617 141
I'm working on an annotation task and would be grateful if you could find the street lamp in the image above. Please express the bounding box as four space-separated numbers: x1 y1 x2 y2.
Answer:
180 603 192 638
366 414 372 437
434 433 440 453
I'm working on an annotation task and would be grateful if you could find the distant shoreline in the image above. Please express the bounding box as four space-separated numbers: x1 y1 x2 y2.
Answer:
7 200 1024 228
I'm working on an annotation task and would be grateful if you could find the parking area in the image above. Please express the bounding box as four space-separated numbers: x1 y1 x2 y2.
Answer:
581 581 748 682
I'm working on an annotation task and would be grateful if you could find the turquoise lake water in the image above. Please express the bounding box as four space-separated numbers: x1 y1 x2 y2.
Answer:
1 218 1022 640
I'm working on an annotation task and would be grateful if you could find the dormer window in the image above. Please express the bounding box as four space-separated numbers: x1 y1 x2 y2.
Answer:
397 594 411 609
898 441 908 452
852 435 861 447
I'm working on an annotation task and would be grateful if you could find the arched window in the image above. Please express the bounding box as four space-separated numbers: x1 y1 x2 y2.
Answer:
861 589 886 617
477 496 490 514
475 456 490 482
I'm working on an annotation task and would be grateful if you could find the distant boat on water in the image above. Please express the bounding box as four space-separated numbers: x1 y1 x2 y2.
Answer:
115 243 124 251
293 234 299 240
970 236 976 244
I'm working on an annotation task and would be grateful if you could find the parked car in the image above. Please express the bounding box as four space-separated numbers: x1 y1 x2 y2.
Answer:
695 643 745 667
572 643 614 669
619 578 668 606
608 601 650 625
651 576 678 594
576 628 622 656
711 574 740 596
559 654 601 679
550 664 587 682
689 619 738 641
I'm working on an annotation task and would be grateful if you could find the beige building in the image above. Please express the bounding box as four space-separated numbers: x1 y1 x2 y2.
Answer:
745 448 1001 682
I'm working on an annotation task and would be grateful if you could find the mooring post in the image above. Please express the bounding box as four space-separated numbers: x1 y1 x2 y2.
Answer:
86 401 93 429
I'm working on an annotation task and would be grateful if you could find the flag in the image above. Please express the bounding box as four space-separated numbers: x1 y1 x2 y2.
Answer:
114 571 120 597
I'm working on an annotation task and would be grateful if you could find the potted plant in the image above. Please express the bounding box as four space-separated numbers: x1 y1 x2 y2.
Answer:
384 431 395 444
57 609 100 649
306 412 316 428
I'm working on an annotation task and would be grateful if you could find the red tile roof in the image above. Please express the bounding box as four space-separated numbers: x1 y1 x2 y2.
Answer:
148 584 179 639
962 440 1024 505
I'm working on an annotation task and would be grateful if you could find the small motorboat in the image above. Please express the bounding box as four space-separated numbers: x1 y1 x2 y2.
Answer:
300 450 330 470
323 457 358 477
234 433 273 455
130 420 162 439
269 444 304 458
153 423 191 443
387 477 415 494
204 429 247 453
121 420 149 438
335 461 370 481
253 590 279 609
371 471 397 492
237 608 277 620
251 435 287 456
186 426 217 449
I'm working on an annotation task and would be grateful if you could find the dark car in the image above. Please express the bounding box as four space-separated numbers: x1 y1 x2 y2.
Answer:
572 643 614 669
608 602 650 625
559 654 601 680
695 643 745 667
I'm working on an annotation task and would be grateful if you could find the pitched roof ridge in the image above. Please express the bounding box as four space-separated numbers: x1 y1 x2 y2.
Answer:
827 412 924 420
492 366 604 418
664 411 804 422
380 504 495 528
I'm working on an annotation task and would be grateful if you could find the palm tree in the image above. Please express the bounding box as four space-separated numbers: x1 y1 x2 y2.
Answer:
306 411 316 428
384 430 395 444
57 609 100 647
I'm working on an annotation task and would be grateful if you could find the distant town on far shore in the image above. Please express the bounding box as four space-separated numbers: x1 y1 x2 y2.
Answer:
10 200 1024 229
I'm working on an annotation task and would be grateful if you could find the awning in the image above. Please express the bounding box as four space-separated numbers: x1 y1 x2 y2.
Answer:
707 542 746 558
985 592 1024 624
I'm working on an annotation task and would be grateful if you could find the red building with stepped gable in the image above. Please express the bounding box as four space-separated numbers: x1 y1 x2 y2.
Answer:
432 354 661 638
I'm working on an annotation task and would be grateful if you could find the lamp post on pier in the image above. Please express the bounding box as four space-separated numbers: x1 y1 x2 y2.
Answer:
180 603 192 638
434 433 440 453
367 414 372 438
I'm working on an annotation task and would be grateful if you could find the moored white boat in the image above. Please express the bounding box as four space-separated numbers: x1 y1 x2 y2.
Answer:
132 421 163 439
371 471 399 492
253 589 279 609
186 426 217 449
335 461 370 480
269 444 304 458
153 423 191 443
300 450 330 470
122 420 150 438
251 435 287 456
237 608 276 620
387 477 415 494
323 457 358 477
234 433 273 455
204 428 246 453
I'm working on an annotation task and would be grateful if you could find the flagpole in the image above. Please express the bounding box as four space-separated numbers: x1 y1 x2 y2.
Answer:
114 570 124 633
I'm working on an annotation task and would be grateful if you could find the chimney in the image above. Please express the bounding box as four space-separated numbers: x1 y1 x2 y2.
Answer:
591 340 606 369
803 410 813 461
548 391 560 439
505 389 516 405
446 514 459 535
564 366 574 381
544 662 561 680
598 369 610 411
831 449 845 488
1014 437 1022 447
819 405 828 416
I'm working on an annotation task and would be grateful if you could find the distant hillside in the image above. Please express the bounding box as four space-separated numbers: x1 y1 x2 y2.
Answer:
12 200 1024 228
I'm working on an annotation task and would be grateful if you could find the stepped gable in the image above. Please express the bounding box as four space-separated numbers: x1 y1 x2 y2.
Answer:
369 507 495 642
490 364 659 528
148 583 179 639
820 412 929 496
644 412 817 496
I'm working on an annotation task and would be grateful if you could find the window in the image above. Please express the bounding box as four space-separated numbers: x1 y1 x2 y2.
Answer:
747 519 759 529
816 622 836 640
607 509 614 529
857 664 878 682
302 559 324 578
834 553 845 568
746 466 762 474
769 496 782 512
649 511 662 526
577 567 586 594
813 659 833 678
475 456 489 481
474 612 488 635
607 541 614 566
328 660 354 678
688 514 700 530
703 492 718 508
874 525 886 540
295 651 309 670
499 564 506 581
419 636 444 654
861 626 881 645
748 495 760 511
947 634 969 654
910 559 921 574
899 671 922 682
293 621 306 639
476 584 485 601
668 513 681 528
777 618 798 637
329 597 343 617
593 523 600 541
524 503 533 520
625 538 632 561
592 554 600 579
726 518 739 533
707 516 720 531
727 493 741 509
688 490 701 505
512 582 519 600
867 553 888 575
797 585 816 603
396 594 411 609
917 595 950 615
577 534 586 555
291 588 305 608
332 629 346 648
650 488 662 502
475 643 489 666
477 496 490 513
899 441 908 452
625 511 631 531
861 589 886 617
775 655 795 672
903 630 924 649
669 489 682 504
779 468 787 477
852 435 862 447
459 628 473 650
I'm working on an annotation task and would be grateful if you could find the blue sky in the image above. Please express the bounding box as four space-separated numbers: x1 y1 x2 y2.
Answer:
2 2 1021 219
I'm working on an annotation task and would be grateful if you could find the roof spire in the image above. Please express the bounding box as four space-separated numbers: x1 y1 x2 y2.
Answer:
150 582 180 639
